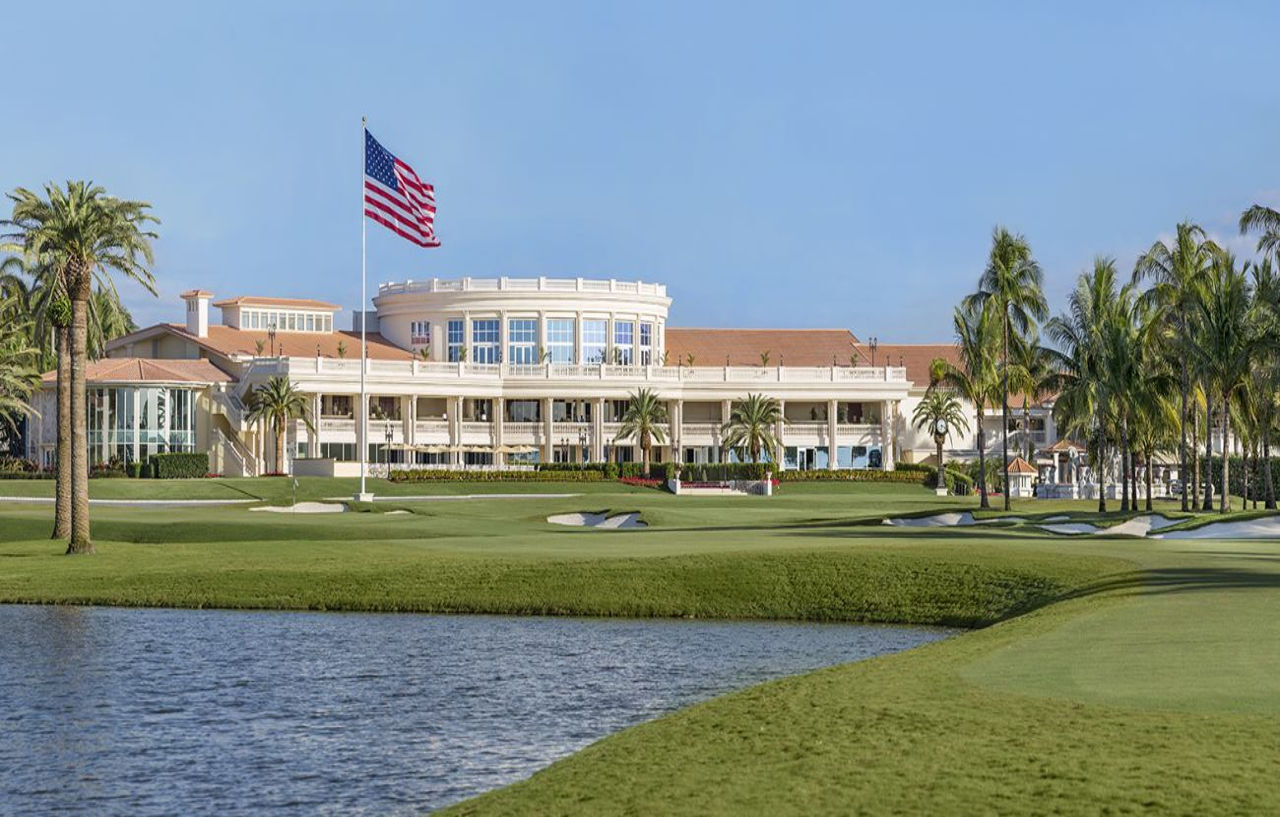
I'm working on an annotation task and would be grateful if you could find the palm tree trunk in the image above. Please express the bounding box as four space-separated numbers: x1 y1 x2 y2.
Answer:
1120 417 1130 513
1191 408 1200 511
1203 399 1214 511
1096 429 1107 514
1001 313 1010 512
1220 394 1230 514
67 296 92 553
1144 448 1154 512
976 409 990 509
1178 350 1189 512
275 425 285 474
1265 438 1275 510
52 326 71 540
1023 400 1031 462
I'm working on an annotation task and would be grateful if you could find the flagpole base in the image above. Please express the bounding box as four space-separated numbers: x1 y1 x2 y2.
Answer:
354 492 375 503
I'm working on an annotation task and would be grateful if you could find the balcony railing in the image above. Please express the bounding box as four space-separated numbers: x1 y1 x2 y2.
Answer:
264 357 910 386
377 276 668 298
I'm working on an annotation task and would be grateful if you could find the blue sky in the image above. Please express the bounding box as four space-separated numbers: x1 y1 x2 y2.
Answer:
4 1 1278 340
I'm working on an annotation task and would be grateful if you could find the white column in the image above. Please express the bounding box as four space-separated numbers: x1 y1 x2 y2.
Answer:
356 395 369 477
494 397 505 467
543 396 554 463
575 314 584 365
672 399 683 463
452 396 463 466
311 393 321 454
881 400 894 471
827 399 838 470
775 399 786 469
594 397 605 462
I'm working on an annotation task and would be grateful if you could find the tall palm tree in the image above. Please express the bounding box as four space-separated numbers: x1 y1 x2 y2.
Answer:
966 227 1047 510
615 388 668 476
930 299 1000 508
1188 253 1256 512
1246 259 1280 508
911 389 970 492
245 376 314 475
1134 222 1219 511
1046 258 1120 512
1240 204 1280 260
88 287 136 360
723 393 783 465
4 182 158 553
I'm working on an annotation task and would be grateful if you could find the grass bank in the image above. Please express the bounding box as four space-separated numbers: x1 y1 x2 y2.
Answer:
0 483 1117 627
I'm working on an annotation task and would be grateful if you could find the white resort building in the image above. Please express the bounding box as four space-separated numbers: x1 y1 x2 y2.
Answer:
24 276 1074 482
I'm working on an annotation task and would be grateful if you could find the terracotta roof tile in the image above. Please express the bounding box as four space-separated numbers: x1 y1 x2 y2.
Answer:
664 328 861 367
41 358 233 385
851 342 960 388
1006 456 1038 474
175 324 411 360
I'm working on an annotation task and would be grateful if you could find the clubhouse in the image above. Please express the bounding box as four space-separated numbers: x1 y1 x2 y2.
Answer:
23 277 1066 478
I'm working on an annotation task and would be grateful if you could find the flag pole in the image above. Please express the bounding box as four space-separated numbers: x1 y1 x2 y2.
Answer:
357 115 370 501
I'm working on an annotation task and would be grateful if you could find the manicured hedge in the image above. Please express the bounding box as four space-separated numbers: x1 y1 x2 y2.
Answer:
150 452 210 479
670 462 770 481
389 468 605 483
775 463 974 494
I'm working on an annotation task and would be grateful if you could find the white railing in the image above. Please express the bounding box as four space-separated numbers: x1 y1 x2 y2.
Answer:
320 418 355 432
284 358 910 387
377 277 668 298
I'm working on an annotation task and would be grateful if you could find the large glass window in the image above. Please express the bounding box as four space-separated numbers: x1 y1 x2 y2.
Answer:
582 319 608 364
472 319 499 363
613 320 634 365
546 318 576 364
447 319 464 361
505 400 541 423
639 322 653 365
508 318 538 364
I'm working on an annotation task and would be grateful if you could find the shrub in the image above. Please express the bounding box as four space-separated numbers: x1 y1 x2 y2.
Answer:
389 469 605 483
150 452 210 479
778 468 922 483
620 476 664 488
676 462 770 481
128 461 148 479
0 457 49 479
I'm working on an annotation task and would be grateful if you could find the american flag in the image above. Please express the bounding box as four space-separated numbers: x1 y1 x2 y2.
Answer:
364 129 440 247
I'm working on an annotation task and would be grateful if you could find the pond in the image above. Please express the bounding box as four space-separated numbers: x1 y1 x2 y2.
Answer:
0 605 951 815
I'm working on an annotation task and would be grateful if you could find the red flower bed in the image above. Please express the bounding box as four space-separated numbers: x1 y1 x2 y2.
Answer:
620 476 664 488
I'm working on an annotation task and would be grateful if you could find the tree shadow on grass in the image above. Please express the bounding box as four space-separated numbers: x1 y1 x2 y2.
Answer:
1058 566 1280 602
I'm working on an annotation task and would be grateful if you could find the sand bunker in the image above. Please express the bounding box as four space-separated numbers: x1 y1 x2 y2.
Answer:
883 512 975 527
250 502 346 514
547 511 647 529
1154 516 1280 539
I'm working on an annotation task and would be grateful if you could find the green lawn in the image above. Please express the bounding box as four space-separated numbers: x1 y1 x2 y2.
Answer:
2 479 1278 814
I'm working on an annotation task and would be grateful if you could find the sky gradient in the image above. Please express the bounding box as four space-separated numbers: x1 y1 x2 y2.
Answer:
4 1 1278 340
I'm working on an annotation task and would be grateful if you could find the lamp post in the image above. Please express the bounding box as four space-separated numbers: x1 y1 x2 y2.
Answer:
868 336 878 368
578 428 588 468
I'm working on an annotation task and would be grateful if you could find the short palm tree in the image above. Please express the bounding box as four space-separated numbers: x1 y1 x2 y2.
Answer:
723 393 783 465
911 389 970 492
966 226 1048 510
4 182 158 553
614 388 668 476
931 299 1000 507
246 376 314 475
1134 221 1218 511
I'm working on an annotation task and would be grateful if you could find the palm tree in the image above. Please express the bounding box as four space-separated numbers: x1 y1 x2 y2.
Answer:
614 388 667 476
1008 326 1054 463
1240 204 1280 260
4 182 158 553
0 253 71 536
1046 258 1121 512
911 389 970 492
930 299 1000 508
1246 259 1280 508
245 376 314 475
88 287 136 360
0 295 39 436
1188 253 1257 512
1134 222 1219 511
723 393 783 465
966 227 1047 510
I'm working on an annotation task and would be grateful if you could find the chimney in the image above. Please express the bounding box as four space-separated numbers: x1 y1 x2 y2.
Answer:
180 290 212 338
